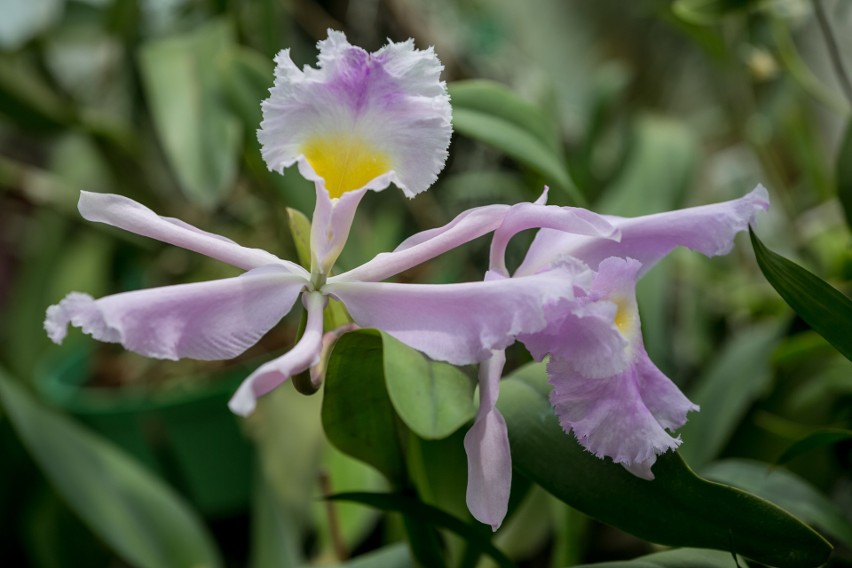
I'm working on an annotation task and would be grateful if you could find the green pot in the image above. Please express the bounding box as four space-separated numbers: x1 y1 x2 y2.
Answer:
37 346 254 518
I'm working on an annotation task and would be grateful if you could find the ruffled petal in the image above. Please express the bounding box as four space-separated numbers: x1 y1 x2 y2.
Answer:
78 191 305 274
547 346 696 479
258 30 451 198
517 184 769 276
330 203 511 283
464 350 511 531
324 269 579 365
228 291 327 416
44 266 307 360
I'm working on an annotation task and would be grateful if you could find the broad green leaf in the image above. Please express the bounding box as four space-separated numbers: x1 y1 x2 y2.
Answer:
497 362 831 568
319 543 411 568
322 330 407 485
750 228 852 362
574 547 738 567
382 333 476 440
0 0 64 49
672 0 760 26
678 322 783 469
837 119 852 230
138 19 241 207
449 80 584 204
704 459 852 549
777 428 852 465
327 492 514 568
0 370 221 568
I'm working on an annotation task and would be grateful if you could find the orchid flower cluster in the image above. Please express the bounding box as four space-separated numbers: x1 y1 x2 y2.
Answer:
44 31 768 531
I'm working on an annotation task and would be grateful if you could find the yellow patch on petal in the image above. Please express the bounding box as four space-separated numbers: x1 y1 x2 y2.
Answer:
613 296 636 337
302 135 392 198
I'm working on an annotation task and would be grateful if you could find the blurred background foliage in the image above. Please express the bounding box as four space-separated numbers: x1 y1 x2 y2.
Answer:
0 0 851 566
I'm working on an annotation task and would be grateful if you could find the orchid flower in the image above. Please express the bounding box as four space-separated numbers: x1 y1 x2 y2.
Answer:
462 185 769 530
43 31 615 421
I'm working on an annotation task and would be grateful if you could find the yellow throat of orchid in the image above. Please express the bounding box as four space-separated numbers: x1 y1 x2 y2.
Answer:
613 296 637 338
303 135 392 199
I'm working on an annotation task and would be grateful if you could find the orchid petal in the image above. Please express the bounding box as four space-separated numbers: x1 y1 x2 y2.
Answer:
258 30 451 198
464 350 511 531
311 185 367 275
516 184 769 277
45 266 307 360
228 291 327 416
325 270 578 365
489 203 619 276
78 191 306 274
548 344 698 479
331 203 511 283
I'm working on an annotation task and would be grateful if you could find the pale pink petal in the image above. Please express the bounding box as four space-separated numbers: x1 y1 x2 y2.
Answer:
547 347 695 480
78 191 305 274
489 203 618 276
324 270 577 365
331 203 511 283
310 185 368 275
258 30 451 198
44 266 307 360
228 291 327 416
464 350 511 531
516 184 769 277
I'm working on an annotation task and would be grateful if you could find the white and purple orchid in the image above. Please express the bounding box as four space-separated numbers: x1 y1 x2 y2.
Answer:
43 32 613 420
462 185 770 530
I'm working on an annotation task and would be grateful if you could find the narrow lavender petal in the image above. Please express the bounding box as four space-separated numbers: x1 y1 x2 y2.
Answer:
228 291 327 416
44 266 307 360
330 203 511 283
79 191 305 274
548 348 695 479
325 270 576 365
310 185 367 275
517 184 769 277
489 203 619 276
464 350 511 531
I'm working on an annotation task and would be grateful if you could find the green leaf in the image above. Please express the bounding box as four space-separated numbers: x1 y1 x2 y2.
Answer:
703 459 852 549
497 362 831 568
286 207 312 271
776 428 852 465
327 492 514 568
449 80 584 204
322 330 408 485
138 19 241 207
672 0 760 26
574 547 739 567
382 333 476 440
318 543 412 568
750 228 852 362
678 322 783 469
836 119 852 230
0 369 222 568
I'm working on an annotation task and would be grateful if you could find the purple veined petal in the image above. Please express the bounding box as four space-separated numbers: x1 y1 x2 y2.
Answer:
258 30 451 199
516 184 769 277
310 185 368 275
489 203 619 276
78 191 307 275
228 291 327 416
464 349 511 531
330 203 511 283
547 342 698 479
324 269 577 365
44 265 309 360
